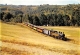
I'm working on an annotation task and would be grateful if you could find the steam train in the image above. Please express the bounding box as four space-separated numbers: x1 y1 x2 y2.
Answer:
25 23 67 41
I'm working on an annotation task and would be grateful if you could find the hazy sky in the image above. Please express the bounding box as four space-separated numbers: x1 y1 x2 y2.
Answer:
0 0 80 5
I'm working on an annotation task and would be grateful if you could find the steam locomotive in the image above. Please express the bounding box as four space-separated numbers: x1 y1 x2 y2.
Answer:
25 23 67 41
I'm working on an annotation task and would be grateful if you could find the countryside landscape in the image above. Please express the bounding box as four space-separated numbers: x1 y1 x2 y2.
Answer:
0 0 80 55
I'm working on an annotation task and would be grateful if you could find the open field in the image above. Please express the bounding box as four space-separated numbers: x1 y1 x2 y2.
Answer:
0 22 80 55
40 26 80 44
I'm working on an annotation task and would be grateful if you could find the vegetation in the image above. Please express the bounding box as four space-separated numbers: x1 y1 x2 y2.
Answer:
0 4 80 55
0 22 80 55
0 4 80 26
40 26 80 44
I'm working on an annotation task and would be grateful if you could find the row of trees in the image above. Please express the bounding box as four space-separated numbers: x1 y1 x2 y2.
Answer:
0 10 80 26
0 4 80 26
0 11 80 26
0 12 28 23
28 13 80 26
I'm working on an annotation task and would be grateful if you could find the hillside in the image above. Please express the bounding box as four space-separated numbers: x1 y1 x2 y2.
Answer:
0 4 80 26
39 26 80 44
0 22 80 55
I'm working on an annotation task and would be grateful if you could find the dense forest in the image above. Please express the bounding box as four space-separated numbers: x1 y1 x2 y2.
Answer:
0 4 80 26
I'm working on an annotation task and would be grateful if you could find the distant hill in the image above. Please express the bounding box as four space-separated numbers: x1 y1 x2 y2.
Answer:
0 4 80 26
0 4 79 15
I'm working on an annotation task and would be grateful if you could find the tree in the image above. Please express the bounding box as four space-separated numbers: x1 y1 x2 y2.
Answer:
57 14 64 26
40 13 47 25
22 14 29 22
33 16 40 25
71 9 80 26
28 15 33 24
63 15 70 26
3 12 13 22
0 12 5 20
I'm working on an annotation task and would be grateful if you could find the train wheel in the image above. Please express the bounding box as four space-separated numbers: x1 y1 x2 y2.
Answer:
52 35 55 38
54 36 56 38
61 37 66 41
63 38 67 41
57 36 60 39
60 37 63 40
56 36 58 39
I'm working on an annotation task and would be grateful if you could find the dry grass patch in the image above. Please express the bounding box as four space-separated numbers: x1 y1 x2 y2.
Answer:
0 22 80 55
1 47 33 55
40 26 80 44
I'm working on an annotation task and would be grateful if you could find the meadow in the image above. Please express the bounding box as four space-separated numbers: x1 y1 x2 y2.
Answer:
0 22 80 55
40 26 80 44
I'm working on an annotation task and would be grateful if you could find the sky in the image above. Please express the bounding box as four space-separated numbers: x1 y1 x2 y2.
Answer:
0 0 80 5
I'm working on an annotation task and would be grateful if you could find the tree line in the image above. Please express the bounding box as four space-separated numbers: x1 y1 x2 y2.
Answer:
0 10 80 26
28 12 80 26
0 4 80 26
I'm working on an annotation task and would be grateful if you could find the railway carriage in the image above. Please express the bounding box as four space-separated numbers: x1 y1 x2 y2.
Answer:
36 27 44 33
29 24 33 28
33 25 37 30
27 23 30 27
43 29 50 35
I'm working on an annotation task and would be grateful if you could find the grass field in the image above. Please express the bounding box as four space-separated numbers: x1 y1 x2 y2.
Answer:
0 22 80 55
40 26 80 44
